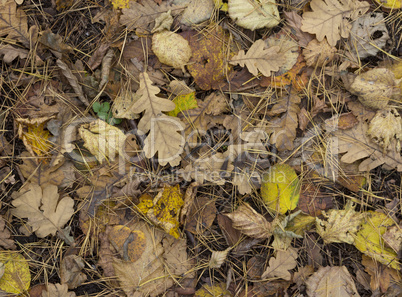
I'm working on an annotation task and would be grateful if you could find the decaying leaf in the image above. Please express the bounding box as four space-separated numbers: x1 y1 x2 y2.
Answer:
301 0 370 46
209 248 231 269
316 200 363 244
11 183 75 238
183 27 232 90
224 203 273 239
79 119 127 164
265 32 299 74
261 163 300 214
108 225 147 262
0 252 30 294
112 89 141 119
272 211 304 251
362 255 401 293
261 248 298 281
306 266 359 297
230 40 285 78
344 68 401 109
152 30 192 69
184 196 216 234
111 0 130 9
39 29 73 55
195 283 232 297
228 0 280 30
267 94 301 151
41 283 76 297
367 108 402 152
60 255 87 289
283 11 314 47
348 12 389 59
137 185 184 238
354 211 399 270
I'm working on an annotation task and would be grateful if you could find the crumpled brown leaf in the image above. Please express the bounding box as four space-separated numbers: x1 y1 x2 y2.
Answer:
224 203 273 239
60 255 87 289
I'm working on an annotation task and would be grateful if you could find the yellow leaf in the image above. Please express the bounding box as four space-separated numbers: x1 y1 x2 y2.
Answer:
167 92 198 117
138 185 184 239
354 211 399 270
17 117 53 158
0 252 31 294
261 164 300 214
373 0 401 8
110 0 129 9
195 283 233 297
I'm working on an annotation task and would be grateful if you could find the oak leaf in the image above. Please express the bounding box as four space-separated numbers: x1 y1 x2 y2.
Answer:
224 203 273 239
283 11 314 47
267 94 301 151
301 0 370 46
0 216 15 250
41 283 76 297
306 266 359 297
11 183 74 238
261 248 298 280
230 40 285 77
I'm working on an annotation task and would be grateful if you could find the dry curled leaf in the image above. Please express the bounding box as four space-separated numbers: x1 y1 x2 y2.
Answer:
230 40 285 77
261 248 298 281
57 60 89 106
301 0 370 46
306 266 359 297
224 203 273 239
11 183 74 238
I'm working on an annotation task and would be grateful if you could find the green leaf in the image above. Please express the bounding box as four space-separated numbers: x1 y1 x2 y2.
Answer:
93 102 101 113
167 92 198 117
261 163 300 214
100 102 111 113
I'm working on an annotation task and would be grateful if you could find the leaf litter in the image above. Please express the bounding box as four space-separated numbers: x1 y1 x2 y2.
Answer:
1 0 402 296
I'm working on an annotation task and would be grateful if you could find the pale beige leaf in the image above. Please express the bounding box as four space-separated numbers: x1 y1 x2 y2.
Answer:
316 201 363 244
301 0 370 46
367 108 402 152
302 39 337 67
230 40 285 77
11 183 74 238
79 119 127 164
382 225 402 254
224 203 273 239
209 248 231 269
41 283 76 297
112 89 141 120
152 31 192 69
265 33 299 74
180 0 214 26
228 0 280 30
306 266 360 297
152 11 173 33
0 44 28 64
261 248 298 280
56 60 89 106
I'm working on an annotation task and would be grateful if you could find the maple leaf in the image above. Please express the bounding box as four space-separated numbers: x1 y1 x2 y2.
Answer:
230 40 285 77
11 183 74 238
301 0 370 46
261 248 298 280
0 0 30 46
224 203 274 239
267 94 301 151
315 200 363 244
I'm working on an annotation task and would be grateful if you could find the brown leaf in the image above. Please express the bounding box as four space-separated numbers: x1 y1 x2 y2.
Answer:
41 283 76 297
362 255 401 293
217 214 242 247
261 248 298 281
0 0 30 46
247 256 265 279
267 93 300 151
0 216 15 250
304 234 323 268
60 255 87 289
182 27 232 90
184 196 216 234
298 183 333 217
87 43 110 70
302 39 337 67
39 29 73 55
283 11 314 47
298 96 327 131
224 204 273 239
